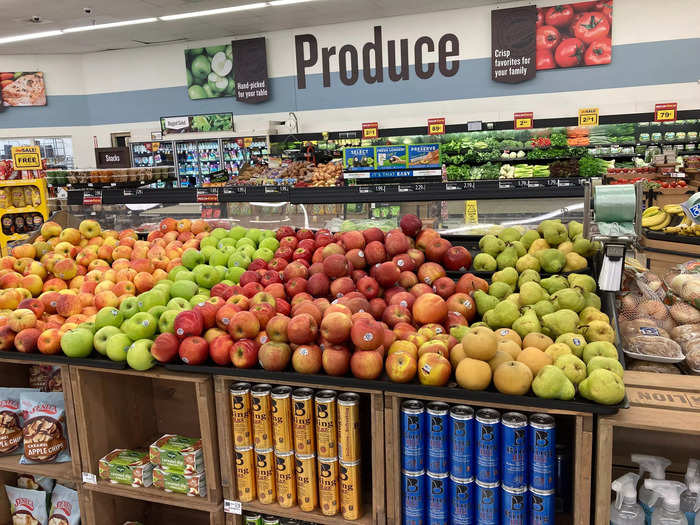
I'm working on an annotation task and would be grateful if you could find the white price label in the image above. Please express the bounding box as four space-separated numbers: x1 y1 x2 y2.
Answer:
82 472 97 484
224 499 242 514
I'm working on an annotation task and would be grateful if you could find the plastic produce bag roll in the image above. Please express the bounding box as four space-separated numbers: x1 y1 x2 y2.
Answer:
594 185 637 236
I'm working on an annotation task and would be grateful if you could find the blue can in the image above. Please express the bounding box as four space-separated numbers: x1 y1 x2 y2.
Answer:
502 485 528 525
475 408 500 483
529 487 555 525
402 469 425 525
402 400 425 471
501 412 528 489
528 414 556 491
449 405 474 479
475 480 500 525
427 471 450 525
449 475 474 525
427 402 450 474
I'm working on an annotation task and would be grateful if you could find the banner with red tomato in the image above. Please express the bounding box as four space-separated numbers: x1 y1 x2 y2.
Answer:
536 1 613 70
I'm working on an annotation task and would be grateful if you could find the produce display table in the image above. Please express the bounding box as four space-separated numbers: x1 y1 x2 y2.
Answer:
641 233 700 275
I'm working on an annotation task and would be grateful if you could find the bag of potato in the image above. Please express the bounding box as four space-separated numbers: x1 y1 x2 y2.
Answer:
665 262 700 309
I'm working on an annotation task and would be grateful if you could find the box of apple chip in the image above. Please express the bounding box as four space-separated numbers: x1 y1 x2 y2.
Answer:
149 434 203 475
153 466 206 497
99 449 153 487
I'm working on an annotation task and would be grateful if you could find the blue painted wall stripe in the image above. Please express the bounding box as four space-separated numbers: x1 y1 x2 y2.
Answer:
1 38 698 129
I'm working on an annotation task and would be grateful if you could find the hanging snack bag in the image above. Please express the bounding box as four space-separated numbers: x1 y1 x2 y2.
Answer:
5 485 48 525
48 484 80 525
20 392 70 464
17 475 55 494
0 388 37 456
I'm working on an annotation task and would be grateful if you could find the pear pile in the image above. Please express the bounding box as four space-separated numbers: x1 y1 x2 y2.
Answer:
450 220 624 406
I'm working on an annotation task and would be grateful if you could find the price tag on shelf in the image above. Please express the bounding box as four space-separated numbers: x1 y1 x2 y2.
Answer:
362 122 379 140
196 189 219 203
223 499 242 514
413 183 426 192
578 108 599 127
514 112 533 130
398 185 412 192
373 185 387 192
655 102 678 122
358 186 370 194
82 472 97 485
499 180 515 189
464 200 478 224
428 118 446 135
82 190 102 206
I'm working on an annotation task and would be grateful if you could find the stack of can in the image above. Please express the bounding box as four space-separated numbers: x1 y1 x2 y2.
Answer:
244 513 317 525
400 400 557 525
230 382 363 520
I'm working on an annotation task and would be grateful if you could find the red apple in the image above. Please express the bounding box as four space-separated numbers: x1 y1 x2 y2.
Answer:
322 345 351 376
283 261 309 280
443 246 472 271
276 298 291 316
268 257 288 271
178 336 209 365
266 314 290 342
412 293 448 325
345 249 367 269
174 310 204 340
385 230 410 256
364 241 387 265
392 253 415 272
320 311 352 344
350 318 383 351
455 273 489 296
307 273 330 297
258 341 291 371
407 248 425 268
280 236 298 251
242 282 264 298
432 277 456 299
287 313 318 344
350 350 384 380
17 298 44 319
382 304 412 327
250 302 276 329
339 295 370 315
228 311 261 340
292 344 323 373
151 333 181 363
330 277 355 298
275 247 293 261
446 293 477 321
193 301 218 330
375 262 400 288
369 298 386 320
276 226 295 241
239 270 260 286
362 227 384 244
248 259 267 272
14 328 40 353
207 334 233 365
399 214 423 238
341 231 365 250
323 254 348 278
390 291 415 310
356 276 380 300
285 277 307 297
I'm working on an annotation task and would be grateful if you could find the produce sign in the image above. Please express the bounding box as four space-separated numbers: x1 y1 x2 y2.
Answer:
514 112 534 129
491 6 537 83
231 37 270 104
343 147 375 171
428 118 446 136
362 123 379 140
655 103 677 123
184 44 234 100
578 107 599 127
408 145 441 168
0 72 46 106
376 146 407 169
160 113 233 134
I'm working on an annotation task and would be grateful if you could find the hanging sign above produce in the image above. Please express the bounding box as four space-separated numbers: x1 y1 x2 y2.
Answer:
159 113 233 134
362 122 379 140
578 108 599 127
184 44 234 100
655 103 677 122
491 6 537 83
231 37 270 104
428 118 446 135
514 112 534 129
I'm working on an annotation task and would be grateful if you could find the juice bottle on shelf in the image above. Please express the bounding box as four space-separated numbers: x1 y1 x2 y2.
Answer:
632 454 672 523
681 459 700 525
611 472 644 525
645 480 689 525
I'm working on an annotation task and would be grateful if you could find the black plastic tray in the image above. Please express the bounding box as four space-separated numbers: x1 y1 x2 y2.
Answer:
65 354 127 369
644 230 700 245
0 350 68 364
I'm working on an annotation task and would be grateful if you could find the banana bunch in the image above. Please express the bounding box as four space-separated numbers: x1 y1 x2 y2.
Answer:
655 204 700 235
642 206 671 230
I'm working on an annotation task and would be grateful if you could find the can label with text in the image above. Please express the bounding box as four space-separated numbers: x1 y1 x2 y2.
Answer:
234 446 256 502
337 393 360 463
501 412 527 489
401 400 425 472
475 480 500 525
274 450 296 508
426 402 449 475
449 405 474 479
402 469 425 524
251 384 273 450
426 471 449 525
245 514 261 525
254 447 276 504
230 383 253 449
271 386 293 453
339 459 362 520
476 409 500 483
315 390 337 458
295 453 318 512
529 487 555 525
262 516 279 525
502 484 527 525
318 456 339 516
293 388 316 455
529 414 555 491
449 475 474 525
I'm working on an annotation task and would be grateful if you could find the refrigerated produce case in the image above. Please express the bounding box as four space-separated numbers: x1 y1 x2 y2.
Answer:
130 141 175 168
221 136 268 177
175 139 222 187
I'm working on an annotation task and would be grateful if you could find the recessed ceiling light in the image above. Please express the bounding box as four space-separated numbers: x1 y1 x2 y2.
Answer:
160 3 267 21
0 30 63 45
63 18 158 33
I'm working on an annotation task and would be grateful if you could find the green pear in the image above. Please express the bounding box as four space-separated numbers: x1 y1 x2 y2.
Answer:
473 253 497 271
583 292 601 310
586 241 603 256
470 322 488 329
450 325 470 341
540 275 568 295
532 365 575 400
492 267 518 288
558 241 573 255
542 309 580 338
518 269 541 288
552 288 585 312
520 281 549 306
480 235 506 257
505 293 522 307
578 369 625 405
564 252 588 272
534 300 556 319
587 356 624 379
582 341 618 363
567 274 597 293
496 246 518 270
580 320 615 343
545 343 573 362
520 230 541 250
572 236 592 256
512 308 542 338
479 234 496 250
554 354 588 385
568 220 583 240
489 281 514 300
510 241 526 257
474 290 499 316
542 222 568 246
498 227 522 243
579 306 609 325
484 300 520 329
537 219 561 235
516 254 540 273
555 333 587 358
537 249 566 274
528 238 550 255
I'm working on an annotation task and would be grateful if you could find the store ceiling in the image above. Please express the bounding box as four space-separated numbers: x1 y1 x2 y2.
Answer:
0 0 501 55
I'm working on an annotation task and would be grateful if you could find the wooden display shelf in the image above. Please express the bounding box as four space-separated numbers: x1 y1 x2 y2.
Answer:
214 374 386 525
641 235 700 275
81 488 224 525
0 455 73 481
384 391 593 525
595 371 700 525
70 366 222 522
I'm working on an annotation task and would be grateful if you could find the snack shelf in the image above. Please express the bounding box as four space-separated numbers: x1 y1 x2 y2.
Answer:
0 455 74 482
82 480 220 512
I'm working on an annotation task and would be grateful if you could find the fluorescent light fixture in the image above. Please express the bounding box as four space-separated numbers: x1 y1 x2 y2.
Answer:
267 0 315 5
0 30 63 45
160 3 267 21
63 18 158 33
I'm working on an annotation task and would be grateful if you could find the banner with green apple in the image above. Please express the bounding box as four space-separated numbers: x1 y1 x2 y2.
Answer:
185 44 235 100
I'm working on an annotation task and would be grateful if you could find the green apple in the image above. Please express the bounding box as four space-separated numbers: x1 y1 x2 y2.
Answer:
168 265 188 281
227 252 250 269
182 248 204 269
228 225 247 241
190 294 209 307
217 238 236 251
119 296 141 319
81 322 95 334
167 297 191 310
199 236 218 249
253 247 274 262
94 326 121 355
60 328 94 358
148 305 167 321
220 244 236 255
196 287 211 297
211 227 228 240
153 279 173 294
158 309 179 333
237 244 256 260
139 289 167 312
260 229 275 239
95 307 123 330
245 228 262 244
219 279 234 287
214 266 227 282
170 280 199 300
127 339 155 371
175 270 195 282
106 333 132 361
227 266 245 283
259 237 280 252
122 312 157 340
193 264 219 288
236 237 255 249
199 245 217 262
209 249 228 267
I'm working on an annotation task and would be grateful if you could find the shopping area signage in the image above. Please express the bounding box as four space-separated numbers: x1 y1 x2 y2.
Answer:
160 113 234 134
11 146 42 170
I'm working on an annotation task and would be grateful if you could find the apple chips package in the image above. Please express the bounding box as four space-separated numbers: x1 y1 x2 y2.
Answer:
48 484 80 525
5 485 48 525
19 392 71 465
0 388 38 456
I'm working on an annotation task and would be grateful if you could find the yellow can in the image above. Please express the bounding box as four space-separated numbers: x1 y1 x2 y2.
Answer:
339 459 363 520
271 386 293 453
315 390 337 458
337 393 361 462
274 450 297 508
254 448 276 504
251 384 273 450
318 456 339 516
230 383 252 449
234 446 256 502
295 453 318 512
292 388 315 455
